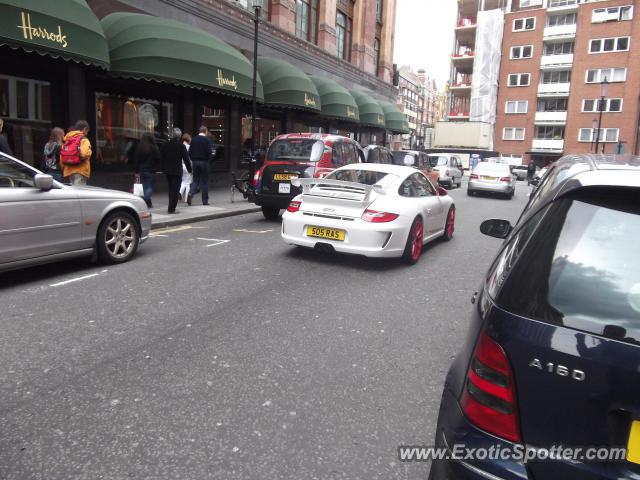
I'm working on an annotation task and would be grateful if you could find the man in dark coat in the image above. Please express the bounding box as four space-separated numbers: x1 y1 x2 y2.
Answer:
527 160 537 185
188 125 213 205
161 128 192 214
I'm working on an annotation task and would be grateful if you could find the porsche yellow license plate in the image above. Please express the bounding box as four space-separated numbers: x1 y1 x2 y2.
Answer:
273 174 296 181
306 226 345 241
627 420 640 464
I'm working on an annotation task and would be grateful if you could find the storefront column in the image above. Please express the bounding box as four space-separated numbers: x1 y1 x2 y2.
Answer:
229 98 242 170
67 64 86 127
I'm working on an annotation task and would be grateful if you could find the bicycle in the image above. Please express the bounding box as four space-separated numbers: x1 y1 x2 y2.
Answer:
230 170 255 203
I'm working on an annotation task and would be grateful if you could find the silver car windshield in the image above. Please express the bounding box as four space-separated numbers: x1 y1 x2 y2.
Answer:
0 155 37 188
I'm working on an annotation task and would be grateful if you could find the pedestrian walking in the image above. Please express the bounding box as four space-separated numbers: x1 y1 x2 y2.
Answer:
42 127 65 182
527 161 536 185
187 125 213 206
61 120 92 186
133 133 160 208
161 128 192 214
0 117 13 156
179 133 192 202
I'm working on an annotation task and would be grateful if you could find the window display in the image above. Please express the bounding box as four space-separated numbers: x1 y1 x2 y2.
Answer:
95 93 173 167
241 113 282 166
0 74 52 166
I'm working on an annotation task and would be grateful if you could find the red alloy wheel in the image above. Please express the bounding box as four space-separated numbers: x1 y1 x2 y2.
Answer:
411 220 423 262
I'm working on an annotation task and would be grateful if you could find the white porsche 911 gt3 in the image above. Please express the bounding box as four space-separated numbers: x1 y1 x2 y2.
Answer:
281 163 456 264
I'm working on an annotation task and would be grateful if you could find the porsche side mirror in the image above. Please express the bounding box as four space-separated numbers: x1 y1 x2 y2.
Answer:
480 219 512 239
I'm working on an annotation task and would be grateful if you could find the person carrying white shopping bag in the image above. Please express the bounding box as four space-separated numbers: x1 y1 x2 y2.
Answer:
179 133 192 202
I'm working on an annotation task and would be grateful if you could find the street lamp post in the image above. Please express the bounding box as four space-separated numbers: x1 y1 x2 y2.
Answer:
249 0 262 184
594 79 608 154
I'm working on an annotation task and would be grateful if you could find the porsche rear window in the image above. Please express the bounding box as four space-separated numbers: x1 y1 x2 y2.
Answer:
326 169 395 185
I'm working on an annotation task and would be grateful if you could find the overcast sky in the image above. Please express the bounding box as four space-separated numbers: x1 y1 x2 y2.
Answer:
393 0 457 90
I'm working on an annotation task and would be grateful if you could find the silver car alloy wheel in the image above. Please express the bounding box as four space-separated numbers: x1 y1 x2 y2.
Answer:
104 217 137 259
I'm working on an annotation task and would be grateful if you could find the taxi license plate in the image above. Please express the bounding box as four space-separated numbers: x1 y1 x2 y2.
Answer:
481 176 497 181
273 174 297 181
306 226 345 241
278 183 291 194
627 420 640 464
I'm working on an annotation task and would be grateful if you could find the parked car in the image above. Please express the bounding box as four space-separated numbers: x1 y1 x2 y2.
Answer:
511 164 528 181
362 145 393 164
281 163 455 264
253 133 362 220
429 154 640 480
0 152 151 273
392 150 441 187
468 162 516 199
427 153 464 189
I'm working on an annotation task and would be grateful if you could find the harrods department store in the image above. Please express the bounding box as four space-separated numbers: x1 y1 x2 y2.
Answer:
1 0 406 188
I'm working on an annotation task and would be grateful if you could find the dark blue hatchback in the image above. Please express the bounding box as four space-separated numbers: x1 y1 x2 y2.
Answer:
429 155 640 480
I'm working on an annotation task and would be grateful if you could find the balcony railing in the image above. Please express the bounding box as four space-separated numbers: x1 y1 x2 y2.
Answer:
457 17 476 28
538 82 571 95
449 110 470 118
543 24 577 39
532 139 564 151
535 111 568 124
540 53 574 68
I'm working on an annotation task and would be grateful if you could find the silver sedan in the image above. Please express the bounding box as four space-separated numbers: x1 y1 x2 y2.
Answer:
0 153 151 273
467 162 516 199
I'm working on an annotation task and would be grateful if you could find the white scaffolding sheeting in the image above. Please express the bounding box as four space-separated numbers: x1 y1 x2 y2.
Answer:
470 9 504 128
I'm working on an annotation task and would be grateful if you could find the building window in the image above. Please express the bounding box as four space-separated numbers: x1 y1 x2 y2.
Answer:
548 0 577 7
510 45 534 59
592 6 633 23
585 67 627 83
503 127 526 141
296 0 318 43
336 10 352 61
547 13 576 26
535 126 565 140
501 154 523 164
541 70 571 83
578 128 619 142
519 0 543 8
589 37 630 53
513 17 536 31
508 73 531 86
543 42 574 55
376 0 383 23
582 98 623 113
374 38 381 75
506 100 528 114
537 98 568 111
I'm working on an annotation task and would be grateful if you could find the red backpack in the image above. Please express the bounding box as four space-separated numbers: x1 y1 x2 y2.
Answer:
60 135 84 165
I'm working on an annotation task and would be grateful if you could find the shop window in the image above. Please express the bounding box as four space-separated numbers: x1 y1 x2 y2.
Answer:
94 93 173 167
0 74 52 166
241 113 282 166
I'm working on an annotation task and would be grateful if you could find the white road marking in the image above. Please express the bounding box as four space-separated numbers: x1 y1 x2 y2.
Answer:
196 237 231 247
233 228 273 234
50 273 100 287
149 233 168 238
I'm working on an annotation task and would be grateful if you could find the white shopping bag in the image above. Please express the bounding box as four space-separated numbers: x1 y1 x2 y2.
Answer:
133 178 144 197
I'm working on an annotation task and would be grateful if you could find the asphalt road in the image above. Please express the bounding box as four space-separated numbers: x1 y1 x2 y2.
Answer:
0 179 529 480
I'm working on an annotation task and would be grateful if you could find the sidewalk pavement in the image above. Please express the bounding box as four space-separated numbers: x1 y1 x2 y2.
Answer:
147 186 261 229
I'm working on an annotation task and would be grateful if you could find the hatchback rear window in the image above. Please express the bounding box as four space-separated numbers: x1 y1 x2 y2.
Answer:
428 156 448 167
497 190 640 345
267 139 319 163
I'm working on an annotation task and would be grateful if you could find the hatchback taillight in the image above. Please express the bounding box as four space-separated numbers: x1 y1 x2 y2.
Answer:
253 170 261 188
361 209 399 223
500 177 512 183
470 173 479 179
287 201 301 213
460 332 520 442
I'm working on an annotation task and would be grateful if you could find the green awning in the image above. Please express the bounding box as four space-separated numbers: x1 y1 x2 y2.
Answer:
0 0 109 68
310 76 359 123
256 57 320 112
101 13 263 101
378 100 410 134
349 90 386 128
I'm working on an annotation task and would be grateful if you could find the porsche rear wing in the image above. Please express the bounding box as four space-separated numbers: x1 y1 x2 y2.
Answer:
291 178 383 203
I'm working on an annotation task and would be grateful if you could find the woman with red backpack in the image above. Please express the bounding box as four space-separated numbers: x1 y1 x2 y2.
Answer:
61 120 92 186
